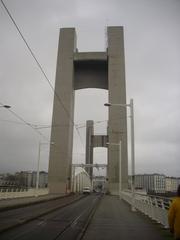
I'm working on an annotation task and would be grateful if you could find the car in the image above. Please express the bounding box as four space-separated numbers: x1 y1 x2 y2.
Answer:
82 187 91 194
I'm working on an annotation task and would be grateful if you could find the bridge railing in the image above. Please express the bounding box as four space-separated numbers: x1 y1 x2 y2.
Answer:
121 191 172 228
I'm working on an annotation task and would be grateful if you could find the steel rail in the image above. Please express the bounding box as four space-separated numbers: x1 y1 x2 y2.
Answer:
0 194 102 240
52 194 102 240
0 194 85 234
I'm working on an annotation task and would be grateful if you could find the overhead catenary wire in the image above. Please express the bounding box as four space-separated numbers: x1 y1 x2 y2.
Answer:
0 120 78 130
0 0 85 147
33 120 108 130
9 109 48 141
0 101 48 141
0 119 28 125
34 117 128 130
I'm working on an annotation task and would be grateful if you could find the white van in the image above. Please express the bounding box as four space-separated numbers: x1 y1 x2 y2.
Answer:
82 186 91 194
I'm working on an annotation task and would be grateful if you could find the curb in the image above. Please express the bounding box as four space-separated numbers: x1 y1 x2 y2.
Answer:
0 194 71 212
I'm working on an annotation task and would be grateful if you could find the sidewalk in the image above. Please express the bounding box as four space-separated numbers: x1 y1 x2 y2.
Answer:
83 195 173 240
0 193 66 211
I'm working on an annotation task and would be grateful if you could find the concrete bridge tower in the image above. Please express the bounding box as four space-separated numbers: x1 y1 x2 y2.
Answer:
48 27 128 195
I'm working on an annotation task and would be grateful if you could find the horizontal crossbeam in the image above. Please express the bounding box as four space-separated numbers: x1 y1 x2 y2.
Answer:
72 163 107 168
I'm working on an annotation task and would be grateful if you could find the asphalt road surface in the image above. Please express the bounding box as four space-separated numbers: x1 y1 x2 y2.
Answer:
0 194 100 240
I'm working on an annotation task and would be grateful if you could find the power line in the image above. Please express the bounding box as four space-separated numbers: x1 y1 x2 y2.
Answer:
33 121 107 130
9 109 48 141
0 101 48 141
0 0 85 148
0 119 27 125
0 120 74 129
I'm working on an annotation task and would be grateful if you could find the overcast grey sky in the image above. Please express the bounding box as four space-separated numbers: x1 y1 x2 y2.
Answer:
0 0 180 177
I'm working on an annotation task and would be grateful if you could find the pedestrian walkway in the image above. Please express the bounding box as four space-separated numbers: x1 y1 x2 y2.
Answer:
0 193 65 211
83 195 173 240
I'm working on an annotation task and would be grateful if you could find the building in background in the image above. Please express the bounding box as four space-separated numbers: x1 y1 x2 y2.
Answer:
132 174 180 194
4 171 49 188
0 173 16 187
15 171 32 187
31 171 48 188
165 177 180 193
1 171 179 193
135 174 166 193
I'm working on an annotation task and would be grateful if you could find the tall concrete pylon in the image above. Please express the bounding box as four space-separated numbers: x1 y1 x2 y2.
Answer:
48 27 128 195
85 120 108 179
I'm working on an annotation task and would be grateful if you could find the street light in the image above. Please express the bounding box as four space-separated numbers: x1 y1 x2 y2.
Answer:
35 141 54 197
104 98 136 211
106 141 122 199
0 105 11 109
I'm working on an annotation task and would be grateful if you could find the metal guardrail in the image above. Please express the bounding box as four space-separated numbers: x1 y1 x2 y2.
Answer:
121 191 172 228
0 187 28 192
0 188 49 199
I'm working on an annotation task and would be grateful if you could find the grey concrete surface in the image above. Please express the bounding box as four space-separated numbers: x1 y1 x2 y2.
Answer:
49 27 128 195
0 195 98 240
0 194 83 234
48 28 76 194
82 195 173 240
0 193 65 211
107 27 128 194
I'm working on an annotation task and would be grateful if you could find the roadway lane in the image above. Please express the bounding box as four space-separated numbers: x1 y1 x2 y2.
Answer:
0 194 83 232
0 194 101 240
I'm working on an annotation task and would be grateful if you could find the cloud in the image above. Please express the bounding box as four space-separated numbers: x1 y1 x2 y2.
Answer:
0 0 179 178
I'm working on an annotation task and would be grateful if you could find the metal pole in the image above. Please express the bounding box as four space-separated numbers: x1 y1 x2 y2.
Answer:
130 98 136 211
78 174 80 193
81 173 83 193
71 165 73 193
35 141 41 197
82 171 84 191
71 165 75 193
119 140 122 199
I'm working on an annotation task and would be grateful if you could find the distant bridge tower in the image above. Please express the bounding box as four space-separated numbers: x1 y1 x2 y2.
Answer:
48 26 128 195
85 120 108 179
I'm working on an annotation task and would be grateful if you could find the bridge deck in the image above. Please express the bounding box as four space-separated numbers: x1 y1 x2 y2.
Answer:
83 195 173 240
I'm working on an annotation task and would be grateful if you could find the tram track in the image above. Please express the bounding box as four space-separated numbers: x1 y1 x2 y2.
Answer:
0 194 85 233
0 194 102 240
52 195 101 240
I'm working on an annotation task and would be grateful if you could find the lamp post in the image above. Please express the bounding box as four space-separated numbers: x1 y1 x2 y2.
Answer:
35 141 54 197
71 165 75 193
104 98 136 211
106 141 122 199
0 105 11 109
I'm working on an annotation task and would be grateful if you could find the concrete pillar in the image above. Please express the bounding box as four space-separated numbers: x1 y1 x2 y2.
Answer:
48 28 76 194
107 26 128 194
48 26 128 195
85 120 94 178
